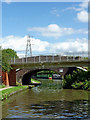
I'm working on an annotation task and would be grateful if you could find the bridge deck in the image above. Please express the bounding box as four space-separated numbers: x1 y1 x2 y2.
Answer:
11 60 89 69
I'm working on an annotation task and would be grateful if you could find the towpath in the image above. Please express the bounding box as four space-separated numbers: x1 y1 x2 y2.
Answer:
0 86 13 91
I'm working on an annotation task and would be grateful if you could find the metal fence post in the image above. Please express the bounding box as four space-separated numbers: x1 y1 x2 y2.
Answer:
26 57 27 63
59 55 61 62
67 56 68 61
39 56 41 62
73 53 74 61
22 58 23 63
79 56 81 61
34 56 35 63
46 56 48 62
66 52 69 61
82 52 84 60
52 55 54 62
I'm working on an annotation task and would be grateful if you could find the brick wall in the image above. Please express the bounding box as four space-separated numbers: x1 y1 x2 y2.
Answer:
0 68 2 84
8 69 16 86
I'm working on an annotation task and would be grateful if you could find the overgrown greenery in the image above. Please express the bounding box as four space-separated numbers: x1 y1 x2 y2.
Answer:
2 48 18 72
63 69 90 90
71 80 90 90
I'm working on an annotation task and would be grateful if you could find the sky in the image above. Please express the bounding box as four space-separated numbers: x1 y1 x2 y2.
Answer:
0 0 88 57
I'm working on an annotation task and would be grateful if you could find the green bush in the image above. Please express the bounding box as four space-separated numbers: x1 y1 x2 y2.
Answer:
71 80 90 90
71 81 84 89
63 74 72 88
63 70 89 90
16 81 22 86
83 80 90 90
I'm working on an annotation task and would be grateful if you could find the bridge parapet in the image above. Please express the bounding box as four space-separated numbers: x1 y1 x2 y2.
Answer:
10 55 84 64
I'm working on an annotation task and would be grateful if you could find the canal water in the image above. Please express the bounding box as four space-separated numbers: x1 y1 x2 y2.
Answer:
2 79 90 119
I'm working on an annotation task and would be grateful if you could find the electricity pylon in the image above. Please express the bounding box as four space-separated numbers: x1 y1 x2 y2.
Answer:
25 35 32 57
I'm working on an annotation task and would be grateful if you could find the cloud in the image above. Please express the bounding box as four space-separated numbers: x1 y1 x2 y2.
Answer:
77 1 89 22
62 7 83 12
51 9 60 17
3 0 12 4
0 35 88 57
31 38 49 52
62 1 88 12
0 35 27 51
28 24 87 38
79 1 88 9
0 35 49 57
62 1 88 23
77 10 88 22
49 38 88 53
65 1 88 11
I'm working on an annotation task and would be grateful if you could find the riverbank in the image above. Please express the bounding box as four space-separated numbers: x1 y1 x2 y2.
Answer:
1 86 29 101
1 78 41 101
31 78 41 83
0 86 13 91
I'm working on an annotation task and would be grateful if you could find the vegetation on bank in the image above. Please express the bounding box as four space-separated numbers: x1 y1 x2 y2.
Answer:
1 78 41 100
0 84 5 88
1 86 28 100
2 48 18 72
31 78 41 83
63 70 90 90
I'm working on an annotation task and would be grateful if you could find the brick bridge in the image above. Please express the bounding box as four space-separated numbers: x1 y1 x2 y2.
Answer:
7 55 89 86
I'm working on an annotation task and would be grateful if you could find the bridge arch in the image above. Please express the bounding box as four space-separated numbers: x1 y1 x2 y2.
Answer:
22 69 61 85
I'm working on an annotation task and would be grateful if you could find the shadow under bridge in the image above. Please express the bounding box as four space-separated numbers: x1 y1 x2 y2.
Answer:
22 69 61 85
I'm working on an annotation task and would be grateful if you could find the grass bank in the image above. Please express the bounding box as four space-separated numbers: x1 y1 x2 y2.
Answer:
1 78 41 101
31 78 41 83
1 86 28 101
0 84 6 89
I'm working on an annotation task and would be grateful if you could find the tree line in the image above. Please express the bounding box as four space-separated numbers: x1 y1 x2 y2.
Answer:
2 48 18 72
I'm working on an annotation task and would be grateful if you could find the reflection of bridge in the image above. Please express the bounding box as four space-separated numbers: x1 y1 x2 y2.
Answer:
8 53 89 86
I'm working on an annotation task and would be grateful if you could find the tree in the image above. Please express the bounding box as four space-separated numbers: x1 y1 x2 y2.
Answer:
2 48 18 72
0 46 1 66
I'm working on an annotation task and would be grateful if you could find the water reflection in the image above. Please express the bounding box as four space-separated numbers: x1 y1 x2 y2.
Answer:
2 79 90 119
28 99 89 119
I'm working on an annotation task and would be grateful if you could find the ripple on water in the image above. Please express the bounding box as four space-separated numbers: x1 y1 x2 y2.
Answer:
2 87 89 119
27 99 89 119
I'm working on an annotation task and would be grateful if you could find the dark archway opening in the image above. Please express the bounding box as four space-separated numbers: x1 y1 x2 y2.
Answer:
22 69 61 85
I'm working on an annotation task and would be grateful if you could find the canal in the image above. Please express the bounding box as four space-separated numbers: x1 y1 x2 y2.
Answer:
2 79 90 119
